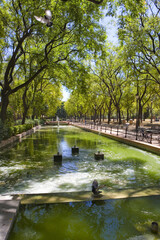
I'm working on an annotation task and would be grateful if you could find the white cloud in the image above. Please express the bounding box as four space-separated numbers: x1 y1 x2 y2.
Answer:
62 86 70 102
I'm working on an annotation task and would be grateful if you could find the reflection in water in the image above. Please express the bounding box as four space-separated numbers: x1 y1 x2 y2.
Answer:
0 126 160 194
9 196 160 240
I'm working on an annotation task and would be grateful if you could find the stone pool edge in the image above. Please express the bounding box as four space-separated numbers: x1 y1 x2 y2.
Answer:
17 187 160 205
71 124 160 155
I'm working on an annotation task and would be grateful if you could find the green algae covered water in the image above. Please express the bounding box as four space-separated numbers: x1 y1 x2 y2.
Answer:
9 196 160 240
0 126 160 194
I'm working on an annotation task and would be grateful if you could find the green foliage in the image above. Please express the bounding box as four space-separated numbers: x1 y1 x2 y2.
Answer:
39 118 46 125
33 119 39 126
0 119 40 142
5 110 15 126
1 0 159 124
0 0 108 123
56 102 67 119
15 119 40 127
0 120 5 142
118 0 160 85
7 127 14 138
24 124 33 131
12 124 33 135
0 123 13 141
13 126 19 135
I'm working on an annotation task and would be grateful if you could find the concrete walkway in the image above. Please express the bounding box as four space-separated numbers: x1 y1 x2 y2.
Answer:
0 196 20 240
70 122 160 155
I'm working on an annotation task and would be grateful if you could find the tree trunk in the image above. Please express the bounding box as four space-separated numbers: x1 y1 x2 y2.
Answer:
32 107 36 120
118 108 122 124
136 100 141 130
32 115 34 120
137 110 140 128
99 109 101 124
0 90 10 123
22 108 28 124
107 100 112 124
139 104 143 123
127 109 129 122
116 106 121 124
108 111 111 124
94 110 97 123
22 87 29 124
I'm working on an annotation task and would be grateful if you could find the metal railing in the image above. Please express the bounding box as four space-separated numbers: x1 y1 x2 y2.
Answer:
70 121 160 146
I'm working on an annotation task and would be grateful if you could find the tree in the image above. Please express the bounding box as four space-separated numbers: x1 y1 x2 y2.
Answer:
118 0 160 85
8 75 62 122
92 50 129 124
56 102 67 120
0 0 106 123
120 84 135 122
31 81 62 119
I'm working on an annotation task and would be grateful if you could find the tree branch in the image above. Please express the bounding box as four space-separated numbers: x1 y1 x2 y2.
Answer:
61 0 103 3
88 0 103 4
4 28 32 86
0 82 3 88
11 65 47 94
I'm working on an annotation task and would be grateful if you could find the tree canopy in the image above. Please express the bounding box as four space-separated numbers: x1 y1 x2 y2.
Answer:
0 0 159 125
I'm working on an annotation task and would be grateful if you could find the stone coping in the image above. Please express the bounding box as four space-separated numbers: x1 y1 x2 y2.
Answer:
12 187 160 205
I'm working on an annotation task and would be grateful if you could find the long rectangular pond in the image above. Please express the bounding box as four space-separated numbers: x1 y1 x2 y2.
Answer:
0 126 160 194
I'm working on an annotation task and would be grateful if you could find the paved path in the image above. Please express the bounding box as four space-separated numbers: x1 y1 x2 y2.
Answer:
70 122 160 155
0 196 20 240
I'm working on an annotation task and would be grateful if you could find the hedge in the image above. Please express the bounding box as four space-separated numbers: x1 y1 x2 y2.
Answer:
0 119 39 142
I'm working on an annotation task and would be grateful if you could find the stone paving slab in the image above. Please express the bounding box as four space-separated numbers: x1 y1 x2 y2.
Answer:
0 198 20 240
18 187 160 205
